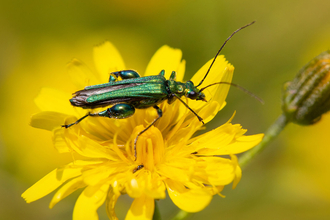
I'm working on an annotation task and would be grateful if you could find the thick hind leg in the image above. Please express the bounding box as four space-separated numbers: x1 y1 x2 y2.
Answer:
109 70 140 82
62 103 135 128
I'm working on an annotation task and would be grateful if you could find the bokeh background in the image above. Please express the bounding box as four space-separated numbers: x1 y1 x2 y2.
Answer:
1 0 330 219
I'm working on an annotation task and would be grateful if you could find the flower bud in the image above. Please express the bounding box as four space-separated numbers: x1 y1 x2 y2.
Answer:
282 50 330 125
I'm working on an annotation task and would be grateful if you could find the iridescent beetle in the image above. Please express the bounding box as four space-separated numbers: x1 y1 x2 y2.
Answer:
63 21 256 159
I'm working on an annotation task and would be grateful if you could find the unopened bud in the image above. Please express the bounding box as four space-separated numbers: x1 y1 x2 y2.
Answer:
282 50 330 125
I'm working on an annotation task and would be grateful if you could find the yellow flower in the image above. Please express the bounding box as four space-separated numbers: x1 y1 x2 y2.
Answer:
22 42 263 220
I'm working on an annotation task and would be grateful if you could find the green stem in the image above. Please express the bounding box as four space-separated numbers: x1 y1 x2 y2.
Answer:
171 210 192 220
153 201 162 220
239 114 290 168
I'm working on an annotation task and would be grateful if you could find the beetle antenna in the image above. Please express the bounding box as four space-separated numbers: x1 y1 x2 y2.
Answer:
200 81 264 104
196 21 255 88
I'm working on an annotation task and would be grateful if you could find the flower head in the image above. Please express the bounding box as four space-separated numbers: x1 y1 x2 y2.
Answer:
282 50 330 125
22 42 263 219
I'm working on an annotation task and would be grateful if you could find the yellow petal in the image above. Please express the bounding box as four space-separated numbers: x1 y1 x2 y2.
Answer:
232 165 242 189
73 184 110 220
22 164 84 203
209 185 225 196
76 135 121 160
201 157 237 186
157 158 195 183
93 41 126 83
144 172 166 199
52 118 85 154
199 133 264 155
34 87 76 115
50 176 86 208
82 162 126 186
188 122 263 155
52 126 72 153
162 102 189 141
224 133 264 154
67 58 101 89
196 101 221 124
144 45 184 80
105 187 120 220
126 171 166 199
187 122 237 153
188 56 233 112
211 64 234 107
125 195 154 220
30 111 68 131
191 55 230 89
165 179 212 213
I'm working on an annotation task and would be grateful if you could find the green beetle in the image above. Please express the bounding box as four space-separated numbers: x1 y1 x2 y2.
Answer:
63 21 255 159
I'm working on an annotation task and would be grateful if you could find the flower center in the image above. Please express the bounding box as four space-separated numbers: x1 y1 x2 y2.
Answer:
132 125 165 171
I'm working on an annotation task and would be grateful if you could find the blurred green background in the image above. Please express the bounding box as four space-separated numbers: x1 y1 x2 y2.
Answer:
1 0 330 219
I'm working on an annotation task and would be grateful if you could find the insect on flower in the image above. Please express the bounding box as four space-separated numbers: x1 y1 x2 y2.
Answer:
23 24 265 220
62 21 256 159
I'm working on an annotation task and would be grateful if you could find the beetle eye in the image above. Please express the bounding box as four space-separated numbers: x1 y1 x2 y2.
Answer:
187 91 198 99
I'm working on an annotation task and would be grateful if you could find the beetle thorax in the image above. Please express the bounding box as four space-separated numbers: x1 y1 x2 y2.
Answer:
167 80 186 96
167 80 206 101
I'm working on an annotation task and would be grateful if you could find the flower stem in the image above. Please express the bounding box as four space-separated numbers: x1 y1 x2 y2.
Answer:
171 210 192 220
239 114 290 168
153 201 162 220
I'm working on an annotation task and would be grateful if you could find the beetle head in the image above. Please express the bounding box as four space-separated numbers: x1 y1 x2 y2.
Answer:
185 81 207 101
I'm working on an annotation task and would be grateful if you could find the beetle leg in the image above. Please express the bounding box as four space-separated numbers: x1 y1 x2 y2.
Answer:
62 103 135 128
174 94 204 124
62 114 89 128
90 103 136 119
109 70 140 82
132 164 144 173
134 106 163 160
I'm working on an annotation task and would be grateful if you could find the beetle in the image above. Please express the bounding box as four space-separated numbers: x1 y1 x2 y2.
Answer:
62 21 256 159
